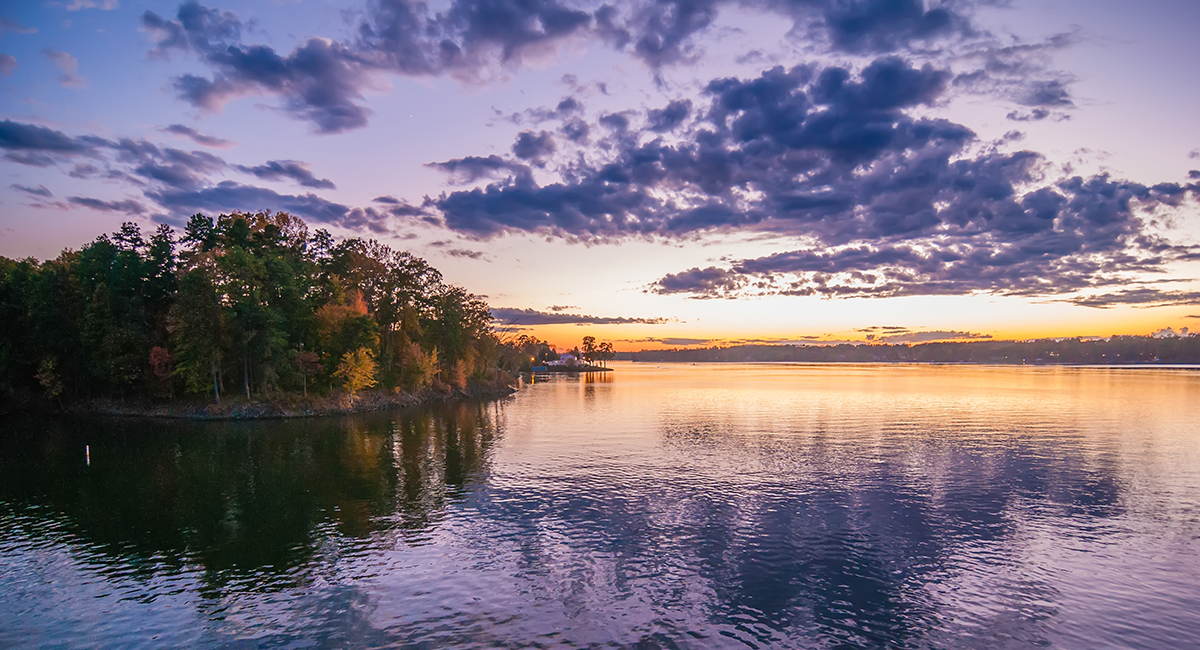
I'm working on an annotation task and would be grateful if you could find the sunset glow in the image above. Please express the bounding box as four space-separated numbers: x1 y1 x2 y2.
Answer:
3 0 1199 350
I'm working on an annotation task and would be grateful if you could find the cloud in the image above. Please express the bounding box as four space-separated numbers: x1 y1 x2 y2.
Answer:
510 96 585 125
234 160 335 189
418 56 1196 303
112 138 227 190
0 54 15 76
647 99 691 132
162 124 233 148
512 130 557 162
63 0 120 10
0 119 107 166
68 196 146 215
877 330 992 343
11 184 52 198
443 248 488 260
548 305 578 312
0 16 37 34
140 0 591 133
42 48 85 88
619 337 712 346
952 30 1080 115
1059 288 1200 309
426 154 527 184
598 112 630 131
0 118 409 234
140 0 1071 133
1006 108 1050 122
491 307 670 325
147 180 356 228
653 267 744 298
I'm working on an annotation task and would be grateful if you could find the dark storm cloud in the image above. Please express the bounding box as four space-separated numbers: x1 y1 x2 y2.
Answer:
11 184 53 198
234 160 336 189
68 196 148 215
162 124 234 148
492 307 670 325
143 0 1064 132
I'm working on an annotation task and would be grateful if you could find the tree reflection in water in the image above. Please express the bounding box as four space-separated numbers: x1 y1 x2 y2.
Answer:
0 399 504 595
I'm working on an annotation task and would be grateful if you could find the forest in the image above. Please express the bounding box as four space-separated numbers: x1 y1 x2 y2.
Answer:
630 336 1200 365
0 212 514 410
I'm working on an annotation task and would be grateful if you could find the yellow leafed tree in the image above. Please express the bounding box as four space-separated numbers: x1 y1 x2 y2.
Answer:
336 347 378 402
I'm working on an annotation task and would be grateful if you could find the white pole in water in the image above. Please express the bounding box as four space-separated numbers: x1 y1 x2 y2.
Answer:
85 445 90 467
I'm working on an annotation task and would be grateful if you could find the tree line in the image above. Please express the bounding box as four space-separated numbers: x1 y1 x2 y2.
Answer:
630 336 1200 365
0 212 507 407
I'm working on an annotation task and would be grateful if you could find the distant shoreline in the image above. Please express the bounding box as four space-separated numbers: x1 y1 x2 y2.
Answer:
626 360 1200 369
625 337 1200 365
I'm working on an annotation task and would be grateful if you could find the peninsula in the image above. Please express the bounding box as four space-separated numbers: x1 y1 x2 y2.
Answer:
0 212 529 417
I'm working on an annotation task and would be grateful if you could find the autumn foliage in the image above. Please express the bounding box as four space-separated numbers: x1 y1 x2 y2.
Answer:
0 212 501 405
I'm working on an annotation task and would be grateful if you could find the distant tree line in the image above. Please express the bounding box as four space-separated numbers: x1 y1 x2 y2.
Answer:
631 337 1200 365
0 212 509 407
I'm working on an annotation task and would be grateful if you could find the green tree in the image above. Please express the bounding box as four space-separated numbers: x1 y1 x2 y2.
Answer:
170 268 226 402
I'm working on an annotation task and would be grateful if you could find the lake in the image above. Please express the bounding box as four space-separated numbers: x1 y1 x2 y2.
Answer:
2 362 1198 648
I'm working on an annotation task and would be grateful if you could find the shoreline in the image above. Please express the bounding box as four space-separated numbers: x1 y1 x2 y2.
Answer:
3 380 519 421
529 364 612 373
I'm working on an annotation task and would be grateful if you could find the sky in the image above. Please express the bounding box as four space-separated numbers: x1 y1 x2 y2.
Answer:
2 0 1199 351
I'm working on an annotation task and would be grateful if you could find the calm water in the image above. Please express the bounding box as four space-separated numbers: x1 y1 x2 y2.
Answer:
2 363 1199 648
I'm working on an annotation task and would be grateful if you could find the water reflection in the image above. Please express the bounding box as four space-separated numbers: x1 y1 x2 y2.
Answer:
1 364 1198 648
0 399 503 596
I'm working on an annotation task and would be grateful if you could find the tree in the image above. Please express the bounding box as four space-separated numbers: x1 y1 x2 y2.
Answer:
598 341 614 368
297 350 322 397
170 269 226 403
581 336 596 366
336 347 378 402
0 211 513 409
